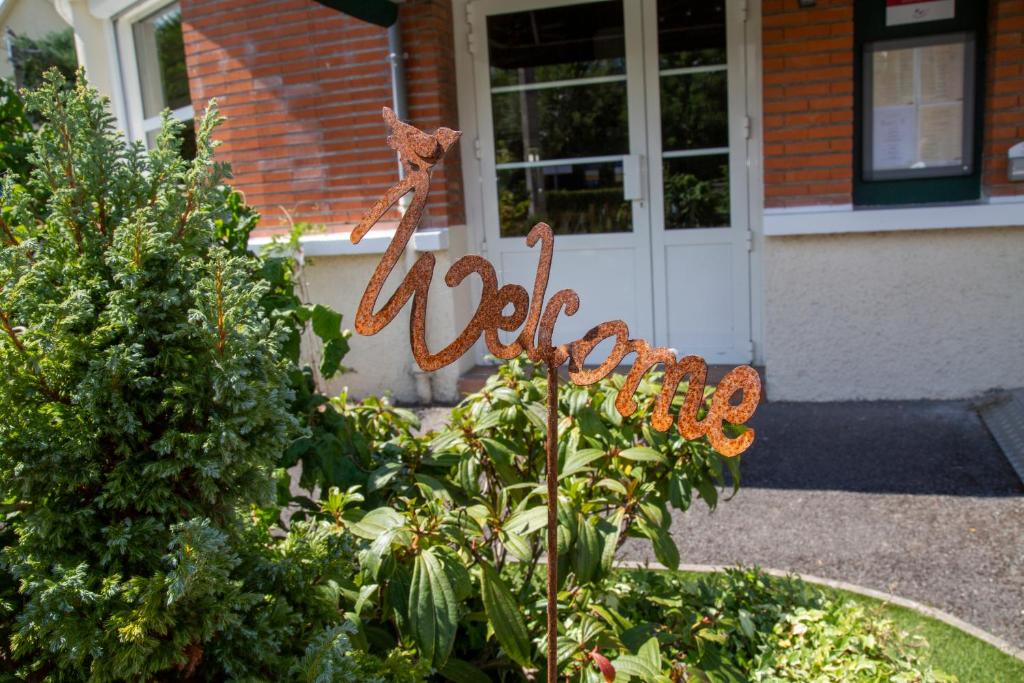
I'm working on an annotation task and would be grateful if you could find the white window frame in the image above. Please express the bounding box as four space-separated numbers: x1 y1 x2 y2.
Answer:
113 0 193 148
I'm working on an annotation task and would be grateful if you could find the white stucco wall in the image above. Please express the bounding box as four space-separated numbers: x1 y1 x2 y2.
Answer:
299 248 470 405
0 0 69 80
764 226 1024 401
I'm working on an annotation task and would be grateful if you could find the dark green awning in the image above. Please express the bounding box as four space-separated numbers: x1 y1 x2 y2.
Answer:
312 0 398 27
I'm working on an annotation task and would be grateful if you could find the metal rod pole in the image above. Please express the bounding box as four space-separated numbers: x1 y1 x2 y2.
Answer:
545 363 558 683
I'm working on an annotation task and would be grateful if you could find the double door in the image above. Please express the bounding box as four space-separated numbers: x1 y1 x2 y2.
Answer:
470 0 753 363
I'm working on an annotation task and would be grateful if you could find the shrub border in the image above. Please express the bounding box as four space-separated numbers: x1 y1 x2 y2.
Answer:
612 560 1024 663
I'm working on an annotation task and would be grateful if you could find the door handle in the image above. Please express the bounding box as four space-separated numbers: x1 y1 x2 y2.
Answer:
623 154 644 201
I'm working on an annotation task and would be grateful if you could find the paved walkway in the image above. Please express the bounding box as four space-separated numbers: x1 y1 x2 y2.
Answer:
421 400 1024 647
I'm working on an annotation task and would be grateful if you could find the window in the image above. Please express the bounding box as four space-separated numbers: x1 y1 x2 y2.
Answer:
117 1 195 158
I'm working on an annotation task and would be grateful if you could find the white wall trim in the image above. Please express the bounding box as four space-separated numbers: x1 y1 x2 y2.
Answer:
764 198 1024 236
248 228 451 257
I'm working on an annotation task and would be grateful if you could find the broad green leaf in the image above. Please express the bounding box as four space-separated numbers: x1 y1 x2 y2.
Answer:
668 471 692 510
598 509 623 574
505 505 548 535
640 501 671 530
637 519 680 571
573 515 601 583
430 429 464 451
577 407 612 443
480 437 521 482
348 507 404 539
367 462 403 492
488 387 520 404
415 473 452 501
360 528 397 580
354 583 378 616
479 561 532 667
612 654 660 680
695 477 719 510
438 549 473 602
637 636 662 671
601 391 623 426
590 603 633 633
311 303 343 340
559 448 605 480
439 658 491 683
596 478 628 496
502 529 532 562
618 446 666 464
320 336 349 379
724 454 742 496
409 547 459 666
567 387 589 415
473 410 503 432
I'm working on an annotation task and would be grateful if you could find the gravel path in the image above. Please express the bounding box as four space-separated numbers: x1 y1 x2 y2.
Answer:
418 400 1024 647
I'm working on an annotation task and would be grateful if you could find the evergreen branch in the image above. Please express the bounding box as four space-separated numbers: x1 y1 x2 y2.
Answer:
0 214 17 246
0 308 69 404
176 189 194 241
214 263 226 356
0 308 25 354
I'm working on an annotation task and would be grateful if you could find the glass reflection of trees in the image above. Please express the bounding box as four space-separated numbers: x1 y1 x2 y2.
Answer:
488 2 630 237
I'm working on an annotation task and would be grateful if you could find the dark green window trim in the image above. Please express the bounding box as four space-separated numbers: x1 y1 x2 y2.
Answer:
853 0 988 207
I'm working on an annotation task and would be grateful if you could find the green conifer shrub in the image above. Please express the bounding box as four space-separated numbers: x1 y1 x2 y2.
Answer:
0 72 386 681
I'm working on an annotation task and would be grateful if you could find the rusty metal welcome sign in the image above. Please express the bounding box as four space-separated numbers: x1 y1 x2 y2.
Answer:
351 108 761 681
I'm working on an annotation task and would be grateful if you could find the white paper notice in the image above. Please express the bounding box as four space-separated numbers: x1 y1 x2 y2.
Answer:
873 49 915 107
873 105 917 170
918 103 963 166
920 43 964 104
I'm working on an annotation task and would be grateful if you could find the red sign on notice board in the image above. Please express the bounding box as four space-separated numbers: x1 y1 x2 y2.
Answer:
886 0 955 26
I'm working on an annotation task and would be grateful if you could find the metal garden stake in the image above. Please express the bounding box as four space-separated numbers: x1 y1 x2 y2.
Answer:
351 108 762 682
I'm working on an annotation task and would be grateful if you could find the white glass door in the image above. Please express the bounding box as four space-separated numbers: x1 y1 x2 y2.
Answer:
643 0 752 363
471 0 655 351
469 0 752 363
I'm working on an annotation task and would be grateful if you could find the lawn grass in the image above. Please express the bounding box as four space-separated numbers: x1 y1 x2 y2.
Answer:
834 588 1024 683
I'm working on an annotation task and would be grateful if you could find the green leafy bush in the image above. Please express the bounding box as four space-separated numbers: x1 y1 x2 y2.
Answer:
0 71 383 681
305 356 741 679
309 363 952 682
602 567 952 682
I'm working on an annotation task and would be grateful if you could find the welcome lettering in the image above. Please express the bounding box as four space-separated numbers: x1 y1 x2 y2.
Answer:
351 108 760 457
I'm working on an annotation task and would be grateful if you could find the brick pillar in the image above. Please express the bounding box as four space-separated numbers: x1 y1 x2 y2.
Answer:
762 0 854 209
181 0 464 235
984 0 1024 198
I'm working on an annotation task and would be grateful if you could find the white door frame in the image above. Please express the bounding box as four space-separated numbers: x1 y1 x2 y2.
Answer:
453 0 765 366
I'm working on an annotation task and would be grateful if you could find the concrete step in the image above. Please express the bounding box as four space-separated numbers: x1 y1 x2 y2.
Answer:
457 363 766 397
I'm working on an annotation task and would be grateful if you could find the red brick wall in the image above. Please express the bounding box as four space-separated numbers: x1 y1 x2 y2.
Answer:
985 0 1024 198
762 0 854 209
181 0 464 235
762 0 1024 209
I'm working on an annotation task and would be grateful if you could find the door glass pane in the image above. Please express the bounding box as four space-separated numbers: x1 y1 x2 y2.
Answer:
497 161 629 238
658 0 730 229
488 1 626 86
660 71 728 151
488 1 631 237
663 155 729 229
133 3 191 119
492 83 629 163
658 0 727 69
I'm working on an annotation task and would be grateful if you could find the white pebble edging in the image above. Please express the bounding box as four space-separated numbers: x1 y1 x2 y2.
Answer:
613 560 1024 663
